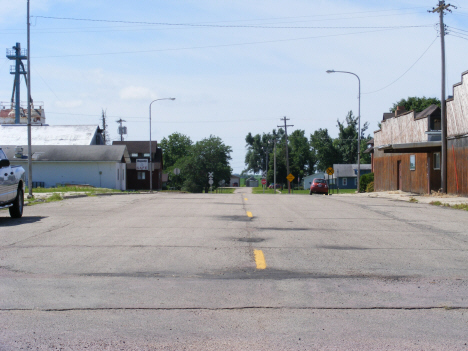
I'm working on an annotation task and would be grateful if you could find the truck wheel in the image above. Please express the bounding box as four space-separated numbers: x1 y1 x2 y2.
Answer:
9 188 24 218
309 190 313 195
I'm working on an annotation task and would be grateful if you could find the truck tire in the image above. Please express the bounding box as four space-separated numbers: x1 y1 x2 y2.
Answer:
9 188 24 218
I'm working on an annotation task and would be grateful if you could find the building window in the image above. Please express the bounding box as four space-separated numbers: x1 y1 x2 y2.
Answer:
143 153 151 158
434 152 440 170
354 178 357 186
410 155 416 170
137 172 146 180
131 153 138 157
117 169 119 180
342 178 347 186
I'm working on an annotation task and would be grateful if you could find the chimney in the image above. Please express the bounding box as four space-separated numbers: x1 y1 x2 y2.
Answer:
395 105 406 117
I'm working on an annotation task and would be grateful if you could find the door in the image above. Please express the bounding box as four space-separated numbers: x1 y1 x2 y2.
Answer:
397 161 402 190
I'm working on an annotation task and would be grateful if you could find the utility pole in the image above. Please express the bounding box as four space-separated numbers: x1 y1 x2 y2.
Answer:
274 138 277 194
116 118 126 141
27 0 32 198
278 117 294 194
430 1 456 193
101 109 109 145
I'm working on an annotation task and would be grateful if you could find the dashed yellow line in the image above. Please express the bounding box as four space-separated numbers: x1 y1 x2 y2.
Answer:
254 249 267 269
246 211 253 217
244 198 248 201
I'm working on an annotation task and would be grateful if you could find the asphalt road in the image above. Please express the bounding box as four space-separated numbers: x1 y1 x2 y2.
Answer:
1 192 468 350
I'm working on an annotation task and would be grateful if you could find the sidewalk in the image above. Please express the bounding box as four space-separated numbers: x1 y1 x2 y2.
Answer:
348 190 468 205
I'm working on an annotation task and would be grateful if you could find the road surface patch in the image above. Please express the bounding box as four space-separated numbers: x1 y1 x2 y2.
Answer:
254 249 267 269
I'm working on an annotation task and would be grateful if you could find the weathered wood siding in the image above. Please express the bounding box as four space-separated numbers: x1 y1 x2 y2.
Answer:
374 150 429 194
447 71 468 137
447 136 468 195
374 111 427 147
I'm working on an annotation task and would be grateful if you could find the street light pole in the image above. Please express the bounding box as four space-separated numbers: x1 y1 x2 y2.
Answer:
149 97 175 192
273 138 277 194
326 69 361 192
27 0 33 198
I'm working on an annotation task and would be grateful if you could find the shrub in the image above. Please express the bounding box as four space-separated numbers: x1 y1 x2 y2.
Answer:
359 173 374 193
365 181 374 193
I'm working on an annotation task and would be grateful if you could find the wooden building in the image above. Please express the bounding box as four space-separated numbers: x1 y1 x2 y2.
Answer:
113 141 164 190
373 69 468 195
447 70 468 195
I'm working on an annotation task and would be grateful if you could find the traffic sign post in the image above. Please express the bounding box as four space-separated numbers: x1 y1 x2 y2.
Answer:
326 167 334 195
208 172 214 193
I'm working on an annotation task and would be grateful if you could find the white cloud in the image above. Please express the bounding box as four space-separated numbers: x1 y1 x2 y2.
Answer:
119 86 157 101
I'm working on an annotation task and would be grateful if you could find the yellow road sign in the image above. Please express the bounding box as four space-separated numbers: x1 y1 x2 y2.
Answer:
286 173 295 182
326 167 334 175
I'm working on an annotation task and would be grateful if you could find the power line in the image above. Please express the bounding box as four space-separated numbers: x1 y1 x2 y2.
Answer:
45 111 279 123
33 27 422 59
362 36 438 94
33 15 432 30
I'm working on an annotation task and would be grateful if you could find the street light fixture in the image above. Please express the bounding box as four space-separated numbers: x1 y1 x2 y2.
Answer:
149 97 176 192
326 69 361 192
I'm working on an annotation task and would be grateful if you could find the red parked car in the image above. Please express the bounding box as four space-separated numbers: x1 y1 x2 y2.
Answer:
310 178 328 195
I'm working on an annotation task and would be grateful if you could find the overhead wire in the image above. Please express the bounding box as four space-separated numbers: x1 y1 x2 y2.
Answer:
33 27 423 59
24 11 431 34
362 36 438 95
32 15 432 30
46 111 279 124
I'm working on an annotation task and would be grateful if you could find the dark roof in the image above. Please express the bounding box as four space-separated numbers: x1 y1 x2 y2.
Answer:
0 145 130 163
113 141 158 154
382 105 440 123
382 112 394 121
367 138 374 145
415 104 440 120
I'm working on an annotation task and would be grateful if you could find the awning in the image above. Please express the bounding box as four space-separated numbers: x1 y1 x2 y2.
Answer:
377 141 441 154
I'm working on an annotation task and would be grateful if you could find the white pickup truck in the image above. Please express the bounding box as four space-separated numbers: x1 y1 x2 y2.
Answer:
0 147 25 218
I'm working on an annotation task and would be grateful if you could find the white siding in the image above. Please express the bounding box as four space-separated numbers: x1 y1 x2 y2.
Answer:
374 111 427 147
21 162 122 189
447 71 468 137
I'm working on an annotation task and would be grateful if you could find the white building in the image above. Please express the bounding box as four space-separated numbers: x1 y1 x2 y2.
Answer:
1 145 130 190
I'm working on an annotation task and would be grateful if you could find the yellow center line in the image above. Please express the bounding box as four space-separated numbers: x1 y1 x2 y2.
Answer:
254 249 267 269
244 198 248 201
246 211 253 217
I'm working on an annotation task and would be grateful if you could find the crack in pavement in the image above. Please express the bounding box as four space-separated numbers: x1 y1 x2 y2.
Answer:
1 306 467 312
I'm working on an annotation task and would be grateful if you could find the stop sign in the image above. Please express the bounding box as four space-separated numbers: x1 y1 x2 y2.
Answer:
261 178 267 185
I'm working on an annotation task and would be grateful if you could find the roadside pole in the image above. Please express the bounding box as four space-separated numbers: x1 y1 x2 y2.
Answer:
273 139 277 194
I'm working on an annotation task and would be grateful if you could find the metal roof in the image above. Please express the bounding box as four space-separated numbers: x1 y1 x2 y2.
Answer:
0 125 101 145
0 145 130 163
332 164 372 178
377 141 441 154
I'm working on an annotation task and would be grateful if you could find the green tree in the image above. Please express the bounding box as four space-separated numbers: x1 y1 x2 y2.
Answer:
335 111 369 164
310 128 340 172
181 135 232 193
288 129 316 180
390 96 441 113
244 129 284 174
160 132 193 169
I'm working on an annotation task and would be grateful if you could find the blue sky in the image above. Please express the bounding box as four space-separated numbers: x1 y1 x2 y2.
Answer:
1 0 468 174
